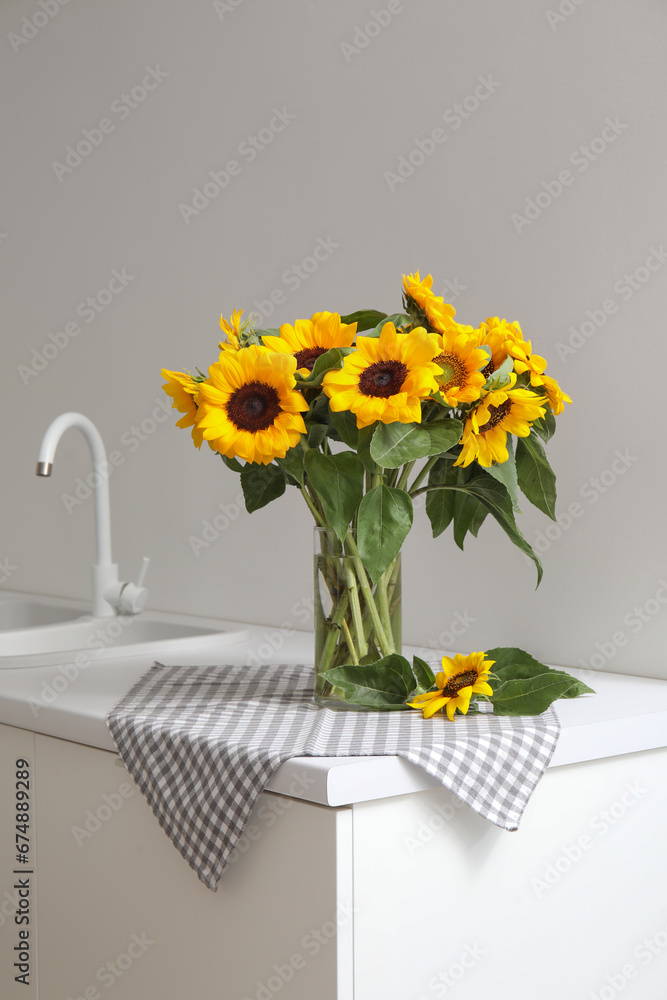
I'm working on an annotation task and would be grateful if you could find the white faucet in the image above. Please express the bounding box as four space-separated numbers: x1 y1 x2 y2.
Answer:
36 412 149 617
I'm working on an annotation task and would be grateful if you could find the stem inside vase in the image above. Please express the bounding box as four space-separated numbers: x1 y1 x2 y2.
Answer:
313 527 402 703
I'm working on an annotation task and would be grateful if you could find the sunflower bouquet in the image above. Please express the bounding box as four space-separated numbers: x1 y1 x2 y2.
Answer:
162 272 590 718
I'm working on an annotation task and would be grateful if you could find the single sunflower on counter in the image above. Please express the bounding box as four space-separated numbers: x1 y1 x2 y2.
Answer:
407 652 495 720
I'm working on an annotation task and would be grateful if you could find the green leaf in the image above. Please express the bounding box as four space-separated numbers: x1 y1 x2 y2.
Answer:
295 347 352 388
453 490 485 550
308 392 332 426
452 474 543 585
493 665 591 696
329 408 359 449
366 313 412 338
468 503 488 537
220 455 244 474
339 309 387 332
516 433 557 520
359 640 380 665
370 423 431 469
307 423 328 448
412 656 436 693
304 450 364 541
356 424 375 473
492 663 549 683
425 420 463 456
491 673 582 716
423 460 528 556
559 678 596 698
425 458 456 538
485 441 521 513
322 654 416 709
483 355 514 390
240 463 286 513
485 647 595 714
532 406 556 443
276 445 304 486
357 485 413 584
485 646 553 681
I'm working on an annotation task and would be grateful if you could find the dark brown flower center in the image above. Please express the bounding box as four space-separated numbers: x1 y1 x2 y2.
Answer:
226 381 281 431
484 399 512 430
481 359 495 378
358 360 408 398
434 352 466 391
441 669 478 697
294 346 327 372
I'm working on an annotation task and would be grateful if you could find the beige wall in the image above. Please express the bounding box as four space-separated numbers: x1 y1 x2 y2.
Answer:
1 0 666 678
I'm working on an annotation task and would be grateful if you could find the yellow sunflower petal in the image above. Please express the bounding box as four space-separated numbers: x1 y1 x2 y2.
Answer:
472 681 494 697
407 690 443 709
423 696 451 719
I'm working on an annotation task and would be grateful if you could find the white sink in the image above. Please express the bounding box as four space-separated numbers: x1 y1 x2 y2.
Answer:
0 594 248 669
0 600 83 631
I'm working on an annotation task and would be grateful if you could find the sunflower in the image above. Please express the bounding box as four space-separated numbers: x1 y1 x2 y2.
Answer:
195 345 308 464
477 317 523 377
432 328 489 407
161 369 206 449
507 338 548 383
402 272 457 331
507 340 572 416
539 373 572 416
219 309 246 352
322 321 441 429
407 652 495 720
262 312 357 375
455 374 546 467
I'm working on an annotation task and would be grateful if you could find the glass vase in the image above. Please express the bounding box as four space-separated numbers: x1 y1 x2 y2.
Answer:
313 527 402 705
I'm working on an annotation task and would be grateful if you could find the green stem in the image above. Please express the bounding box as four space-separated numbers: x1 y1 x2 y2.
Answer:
385 555 402 615
301 486 326 526
343 531 391 655
319 528 343 594
375 565 396 654
395 460 415 493
317 588 351 681
345 561 368 658
341 618 360 665
408 456 439 496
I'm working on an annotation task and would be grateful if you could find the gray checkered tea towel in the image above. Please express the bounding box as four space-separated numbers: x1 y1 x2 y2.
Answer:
106 662 560 890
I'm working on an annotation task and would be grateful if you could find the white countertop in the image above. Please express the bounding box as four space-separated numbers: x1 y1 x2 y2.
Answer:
1 594 666 807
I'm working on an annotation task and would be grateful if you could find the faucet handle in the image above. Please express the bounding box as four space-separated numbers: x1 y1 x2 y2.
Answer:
117 557 150 615
117 583 148 615
106 557 150 615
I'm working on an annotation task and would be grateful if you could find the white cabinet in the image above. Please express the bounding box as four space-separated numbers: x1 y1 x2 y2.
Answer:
2 721 667 999
2 725 353 999
351 748 667 999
